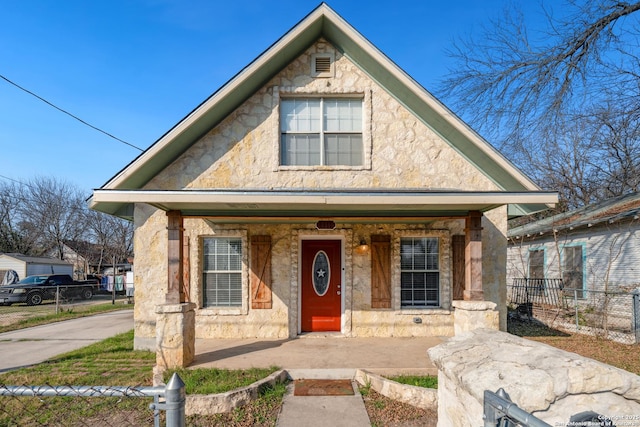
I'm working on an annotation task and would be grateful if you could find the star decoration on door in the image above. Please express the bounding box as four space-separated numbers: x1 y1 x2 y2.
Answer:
316 269 326 278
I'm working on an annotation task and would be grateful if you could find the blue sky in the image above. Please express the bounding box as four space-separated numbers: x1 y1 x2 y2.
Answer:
0 1 547 194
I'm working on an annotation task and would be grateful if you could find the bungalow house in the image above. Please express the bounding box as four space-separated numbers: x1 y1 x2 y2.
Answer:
507 191 640 294
89 4 557 367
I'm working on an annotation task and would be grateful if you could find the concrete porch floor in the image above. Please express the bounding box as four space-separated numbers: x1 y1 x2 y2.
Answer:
191 334 444 376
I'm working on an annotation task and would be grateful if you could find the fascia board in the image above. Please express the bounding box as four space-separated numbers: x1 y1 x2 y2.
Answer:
91 189 558 206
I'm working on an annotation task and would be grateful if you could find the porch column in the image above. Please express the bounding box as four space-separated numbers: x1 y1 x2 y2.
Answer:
166 210 185 304
155 210 194 370
464 211 483 301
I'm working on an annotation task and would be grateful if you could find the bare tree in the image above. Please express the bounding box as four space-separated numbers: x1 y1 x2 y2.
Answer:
17 177 87 259
84 208 133 272
0 182 37 254
440 0 640 209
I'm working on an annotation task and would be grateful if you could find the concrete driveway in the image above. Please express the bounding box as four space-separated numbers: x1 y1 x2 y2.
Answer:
0 310 133 372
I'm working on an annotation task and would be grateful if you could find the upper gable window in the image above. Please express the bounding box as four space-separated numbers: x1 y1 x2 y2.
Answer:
280 97 363 166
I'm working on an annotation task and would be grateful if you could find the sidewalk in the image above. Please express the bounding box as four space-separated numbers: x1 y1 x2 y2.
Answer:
0 310 134 372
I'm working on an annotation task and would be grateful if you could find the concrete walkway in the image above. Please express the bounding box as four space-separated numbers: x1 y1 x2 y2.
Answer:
277 383 371 427
0 310 134 372
193 334 442 376
193 334 443 426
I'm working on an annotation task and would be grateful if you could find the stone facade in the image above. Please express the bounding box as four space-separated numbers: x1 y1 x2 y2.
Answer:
131 40 508 349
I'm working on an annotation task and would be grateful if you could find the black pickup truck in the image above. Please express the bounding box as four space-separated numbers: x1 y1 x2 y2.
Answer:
0 274 98 306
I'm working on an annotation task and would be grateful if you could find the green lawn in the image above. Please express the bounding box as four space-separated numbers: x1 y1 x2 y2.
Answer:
0 330 284 426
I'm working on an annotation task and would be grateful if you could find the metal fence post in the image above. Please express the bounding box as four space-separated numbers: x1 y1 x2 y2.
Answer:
633 289 640 345
164 373 185 427
574 289 579 330
56 284 60 314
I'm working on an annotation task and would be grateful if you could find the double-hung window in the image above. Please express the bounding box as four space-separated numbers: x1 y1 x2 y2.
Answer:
528 249 545 279
400 237 440 307
563 245 585 298
280 97 363 166
203 237 242 307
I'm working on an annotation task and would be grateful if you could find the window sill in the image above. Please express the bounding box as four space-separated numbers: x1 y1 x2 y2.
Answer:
277 165 368 171
399 308 452 315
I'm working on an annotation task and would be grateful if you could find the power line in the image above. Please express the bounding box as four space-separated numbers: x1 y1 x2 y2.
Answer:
0 73 145 152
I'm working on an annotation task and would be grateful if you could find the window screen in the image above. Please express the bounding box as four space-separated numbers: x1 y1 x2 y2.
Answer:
528 249 545 279
563 246 584 298
400 237 440 307
203 237 242 307
281 98 362 166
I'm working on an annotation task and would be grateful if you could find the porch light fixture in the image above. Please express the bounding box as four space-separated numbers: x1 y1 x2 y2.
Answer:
354 238 370 255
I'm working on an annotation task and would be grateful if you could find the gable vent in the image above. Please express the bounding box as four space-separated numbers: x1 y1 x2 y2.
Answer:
311 53 334 78
315 56 331 73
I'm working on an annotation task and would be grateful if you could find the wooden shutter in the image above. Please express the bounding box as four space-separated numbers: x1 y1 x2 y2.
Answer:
452 235 465 300
251 235 272 309
371 235 391 308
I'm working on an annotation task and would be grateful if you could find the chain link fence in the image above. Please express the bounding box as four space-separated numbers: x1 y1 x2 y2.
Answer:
508 278 640 344
0 294 130 332
0 374 185 427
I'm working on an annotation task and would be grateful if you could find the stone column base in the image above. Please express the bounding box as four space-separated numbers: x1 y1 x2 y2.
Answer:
155 302 196 369
452 300 499 335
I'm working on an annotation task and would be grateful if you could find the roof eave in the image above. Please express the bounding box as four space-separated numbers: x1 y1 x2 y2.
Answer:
90 189 557 221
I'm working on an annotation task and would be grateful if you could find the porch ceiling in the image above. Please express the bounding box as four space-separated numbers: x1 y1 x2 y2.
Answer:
89 189 558 220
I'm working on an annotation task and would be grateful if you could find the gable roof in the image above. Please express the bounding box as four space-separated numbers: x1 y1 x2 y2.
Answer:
509 192 640 239
90 3 557 219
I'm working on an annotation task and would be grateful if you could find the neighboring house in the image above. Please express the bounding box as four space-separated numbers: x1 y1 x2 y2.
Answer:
57 240 113 278
0 253 73 281
89 4 556 354
507 192 640 294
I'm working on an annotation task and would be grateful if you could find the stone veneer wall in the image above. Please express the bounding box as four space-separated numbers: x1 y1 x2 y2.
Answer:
131 39 509 348
428 329 640 426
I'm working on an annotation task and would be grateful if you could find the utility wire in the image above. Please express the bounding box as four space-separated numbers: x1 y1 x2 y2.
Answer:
0 73 145 152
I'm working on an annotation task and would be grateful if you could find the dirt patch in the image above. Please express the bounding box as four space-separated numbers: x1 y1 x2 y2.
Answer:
509 316 640 375
361 387 437 427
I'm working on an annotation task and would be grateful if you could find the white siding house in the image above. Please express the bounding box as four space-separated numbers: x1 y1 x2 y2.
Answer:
507 192 640 293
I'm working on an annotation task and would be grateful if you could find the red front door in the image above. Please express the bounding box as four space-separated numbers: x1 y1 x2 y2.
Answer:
301 240 342 332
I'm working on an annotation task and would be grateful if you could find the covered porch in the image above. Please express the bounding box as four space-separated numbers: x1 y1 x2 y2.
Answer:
91 188 558 369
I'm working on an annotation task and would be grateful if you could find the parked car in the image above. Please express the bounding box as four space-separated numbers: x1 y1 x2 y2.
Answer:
0 274 98 306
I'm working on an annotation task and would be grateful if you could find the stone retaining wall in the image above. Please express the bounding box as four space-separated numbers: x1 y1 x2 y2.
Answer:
185 370 289 415
354 369 437 410
428 329 640 426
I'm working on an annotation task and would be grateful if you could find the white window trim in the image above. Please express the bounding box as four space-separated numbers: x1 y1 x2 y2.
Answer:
197 230 249 316
272 87 372 171
392 229 451 311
